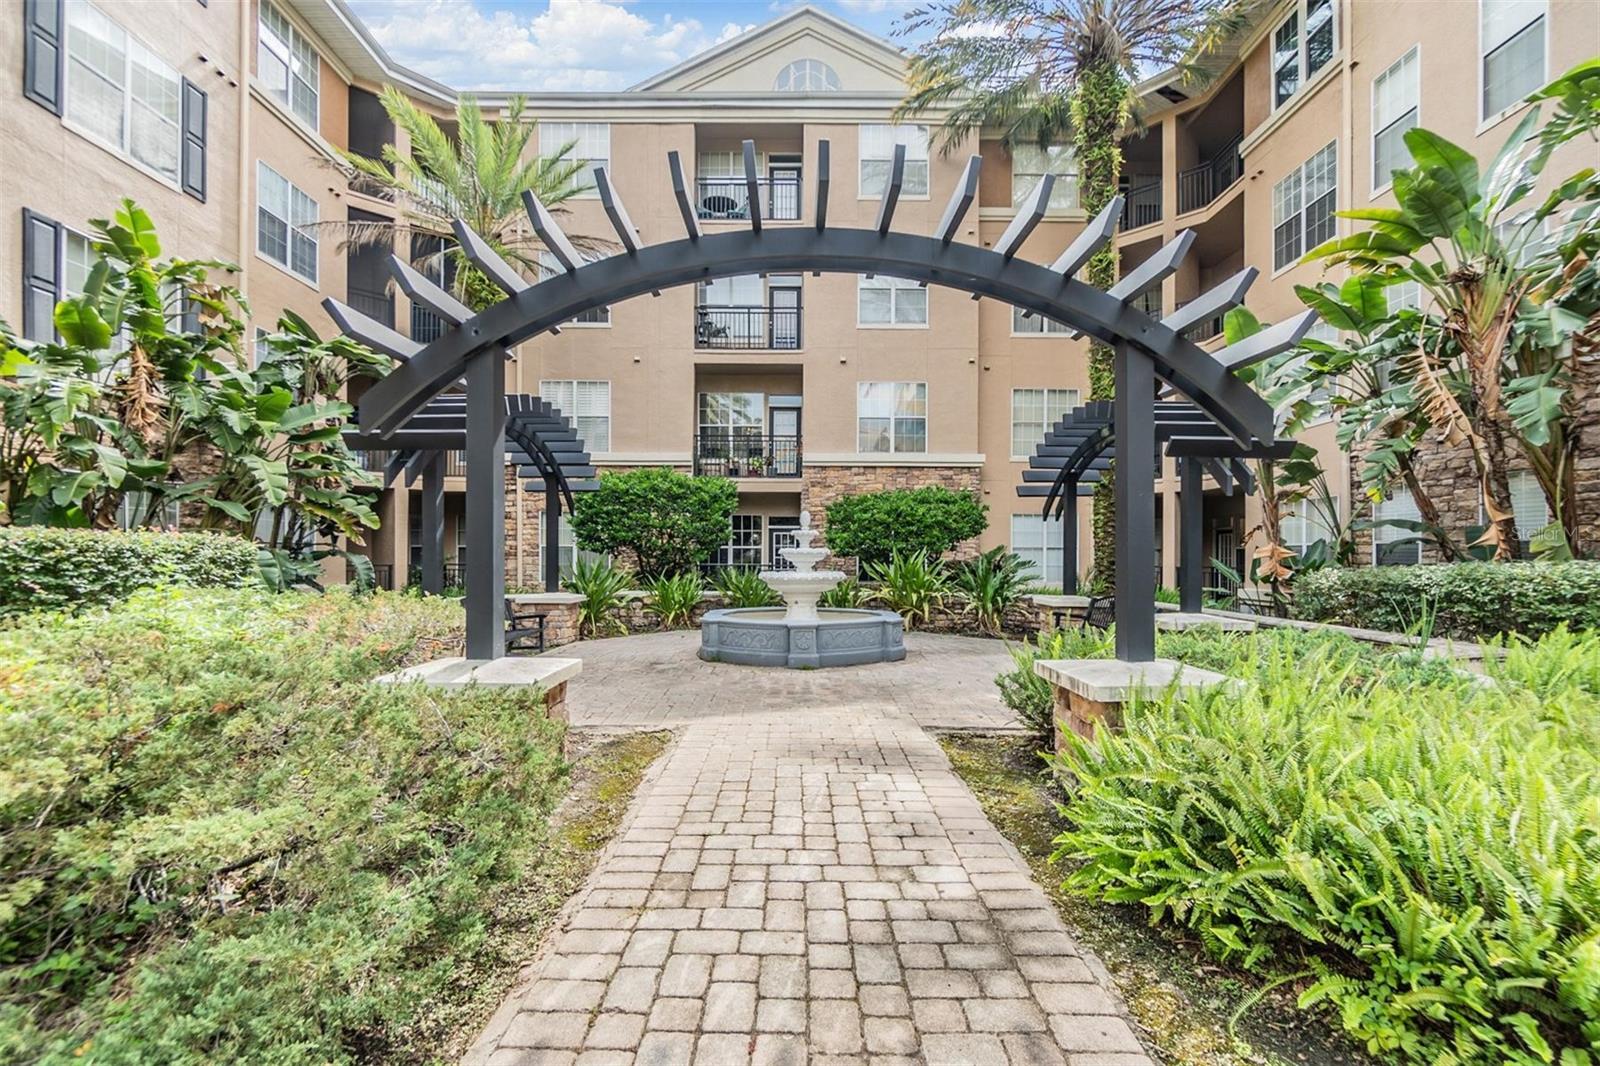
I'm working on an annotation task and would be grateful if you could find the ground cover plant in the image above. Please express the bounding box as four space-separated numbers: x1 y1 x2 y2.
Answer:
1038 623 1600 1063
0 527 259 616
0 587 571 1063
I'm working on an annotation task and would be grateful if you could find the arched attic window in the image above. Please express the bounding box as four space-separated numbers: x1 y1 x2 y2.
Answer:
774 58 841 92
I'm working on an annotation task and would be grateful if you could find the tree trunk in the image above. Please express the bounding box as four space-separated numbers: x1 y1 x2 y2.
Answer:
1397 452 1468 562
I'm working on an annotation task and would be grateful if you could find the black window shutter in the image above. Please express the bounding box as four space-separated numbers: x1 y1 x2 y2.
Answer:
181 80 208 202
23 0 65 114
21 209 62 342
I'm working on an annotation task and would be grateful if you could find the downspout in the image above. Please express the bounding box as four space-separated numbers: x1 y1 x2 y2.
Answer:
237 0 253 323
1338 0 1355 536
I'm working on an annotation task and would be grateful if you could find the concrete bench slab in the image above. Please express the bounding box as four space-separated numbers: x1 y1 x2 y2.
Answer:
1155 611 1257 632
374 656 583 719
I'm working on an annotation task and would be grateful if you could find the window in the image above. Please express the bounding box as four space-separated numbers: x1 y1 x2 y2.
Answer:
1281 496 1337 557
1011 514 1063 585
718 514 763 568
1012 307 1069 334
1272 142 1337 270
537 251 608 324
539 513 606 581
1481 0 1545 119
699 392 764 435
539 379 611 452
1372 47 1419 191
254 327 272 363
258 0 318 128
859 124 929 197
1011 388 1081 459
539 122 609 198
857 382 927 454
1509 469 1551 544
774 58 840 92
1011 145 1078 211
256 161 318 283
858 275 927 327
1372 492 1421 565
1272 0 1335 109
65 0 182 182
117 490 180 530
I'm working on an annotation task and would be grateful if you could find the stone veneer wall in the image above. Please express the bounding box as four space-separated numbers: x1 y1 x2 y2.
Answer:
801 464 986 574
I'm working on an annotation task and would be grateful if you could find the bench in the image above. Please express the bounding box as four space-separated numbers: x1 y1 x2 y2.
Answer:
504 598 547 653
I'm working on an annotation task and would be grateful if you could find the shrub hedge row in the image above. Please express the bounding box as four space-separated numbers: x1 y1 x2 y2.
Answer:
0 527 259 616
1293 561 1600 638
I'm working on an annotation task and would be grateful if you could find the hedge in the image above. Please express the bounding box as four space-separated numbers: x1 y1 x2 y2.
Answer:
1293 561 1600 638
0 527 260 617
823 486 987 568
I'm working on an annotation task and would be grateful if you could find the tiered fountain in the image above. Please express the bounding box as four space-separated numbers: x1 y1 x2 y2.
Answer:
699 512 905 668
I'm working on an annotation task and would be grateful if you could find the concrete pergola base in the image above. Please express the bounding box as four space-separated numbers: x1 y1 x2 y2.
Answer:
375 656 583 720
1035 657 1232 750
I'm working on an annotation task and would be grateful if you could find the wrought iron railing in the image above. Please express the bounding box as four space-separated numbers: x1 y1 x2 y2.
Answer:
348 284 394 328
1120 181 1163 229
346 560 396 589
695 305 802 350
353 448 392 473
1177 134 1243 215
1174 299 1225 342
695 175 802 221
411 304 445 343
694 433 802 478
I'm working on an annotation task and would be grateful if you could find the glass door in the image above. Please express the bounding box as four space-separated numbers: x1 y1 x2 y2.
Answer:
768 405 800 476
768 275 801 349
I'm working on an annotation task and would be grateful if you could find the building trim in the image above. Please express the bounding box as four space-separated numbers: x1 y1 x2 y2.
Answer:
806 454 985 467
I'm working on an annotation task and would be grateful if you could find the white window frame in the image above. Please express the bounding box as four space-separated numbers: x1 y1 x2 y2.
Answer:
258 0 320 130
1010 388 1081 460
857 275 929 329
1272 141 1338 274
1371 46 1420 196
1281 495 1338 558
63 0 183 188
539 379 612 454
1011 513 1063 586
1479 0 1547 124
255 161 319 285
774 58 840 92
537 251 609 325
538 511 607 581
857 382 928 455
719 514 763 568
1011 144 1079 212
859 124 929 199
1011 307 1069 335
1508 469 1551 543
1270 0 1338 112
539 122 610 199
1371 492 1421 566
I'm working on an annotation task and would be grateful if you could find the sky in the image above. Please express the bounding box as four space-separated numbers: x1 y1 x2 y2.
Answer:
343 0 925 92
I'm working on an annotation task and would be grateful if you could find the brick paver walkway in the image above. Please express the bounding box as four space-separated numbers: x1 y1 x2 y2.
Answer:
468 635 1151 1066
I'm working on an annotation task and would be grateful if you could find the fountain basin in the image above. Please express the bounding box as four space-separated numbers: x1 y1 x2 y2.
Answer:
699 607 906 669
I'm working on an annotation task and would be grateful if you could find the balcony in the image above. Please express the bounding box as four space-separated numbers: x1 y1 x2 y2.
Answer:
1174 299 1224 342
1177 135 1243 216
1120 181 1162 230
695 305 801 350
694 433 802 478
412 304 446 343
348 284 394 329
695 175 802 221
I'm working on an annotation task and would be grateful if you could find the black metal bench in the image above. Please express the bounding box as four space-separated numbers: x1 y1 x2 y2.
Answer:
1081 595 1115 631
504 598 547 653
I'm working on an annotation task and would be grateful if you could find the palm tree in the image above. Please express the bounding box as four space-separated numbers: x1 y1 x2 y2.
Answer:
336 86 600 310
894 0 1248 585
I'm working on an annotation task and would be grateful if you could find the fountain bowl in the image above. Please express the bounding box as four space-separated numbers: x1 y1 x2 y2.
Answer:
699 606 906 669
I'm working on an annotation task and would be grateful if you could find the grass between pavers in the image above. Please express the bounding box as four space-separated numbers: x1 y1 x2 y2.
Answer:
939 733 1371 1066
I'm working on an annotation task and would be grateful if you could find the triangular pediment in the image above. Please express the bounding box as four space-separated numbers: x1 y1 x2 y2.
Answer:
632 7 906 94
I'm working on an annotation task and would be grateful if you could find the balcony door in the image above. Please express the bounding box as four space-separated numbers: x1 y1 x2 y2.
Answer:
698 392 764 475
768 275 801 349
769 404 800 476
768 154 802 220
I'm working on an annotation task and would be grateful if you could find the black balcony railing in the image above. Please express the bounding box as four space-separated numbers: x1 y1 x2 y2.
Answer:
696 176 802 221
694 433 802 478
1177 134 1244 215
347 560 396 589
695 305 801 350
1120 181 1163 230
353 448 392 473
1174 299 1225 342
348 284 394 329
411 304 446 343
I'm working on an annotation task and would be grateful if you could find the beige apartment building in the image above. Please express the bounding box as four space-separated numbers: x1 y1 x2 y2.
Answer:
4 0 1596 591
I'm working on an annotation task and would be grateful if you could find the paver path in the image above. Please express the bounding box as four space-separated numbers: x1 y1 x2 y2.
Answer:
469 634 1152 1066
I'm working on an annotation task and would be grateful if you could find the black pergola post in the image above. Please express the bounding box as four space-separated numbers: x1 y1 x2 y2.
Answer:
464 347 507 660
1061 476 1078 595
1179 458 1205 613
1113 342 1157 661
421 451 445 595
543 483 561 593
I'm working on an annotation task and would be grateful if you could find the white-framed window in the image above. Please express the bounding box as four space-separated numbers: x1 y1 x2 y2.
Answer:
117 490 181 530
539 512 607 581
537 251 609 324
256 161 318 283
1372 47 1419 192
718 514 763 568
859 124 929 197
1011 513 1063 585
254 326 272 363
539 379 611 453
1011 145 1078 211
1372 492 1421 565
858 275 927 327
1509 469 1551 543
699 392 764 435
1011 388 1080 459
1012 307 1069 335
539 122 609 198
258 0 319 129
1272 141 1337 271
64 0 182 184
774 58 840 92
1481 0 1545 120
1272 0 1336 110
858 382 927 454
1281 496 1337 557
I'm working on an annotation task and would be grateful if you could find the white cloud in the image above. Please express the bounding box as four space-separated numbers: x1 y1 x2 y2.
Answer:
348 0 736 91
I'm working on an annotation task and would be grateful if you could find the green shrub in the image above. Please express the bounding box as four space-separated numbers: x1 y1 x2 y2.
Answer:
569 468 737 579
865 549 949 630
995 627 1113 740
712 567 780 608
1047 626 1600 1064
563 557 630 637
1294 561 1600 639
0 587 567 1062
645 571 704 628
823 487 986 568
951 547 1034 634
818 578 869 609
0 527 259 616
